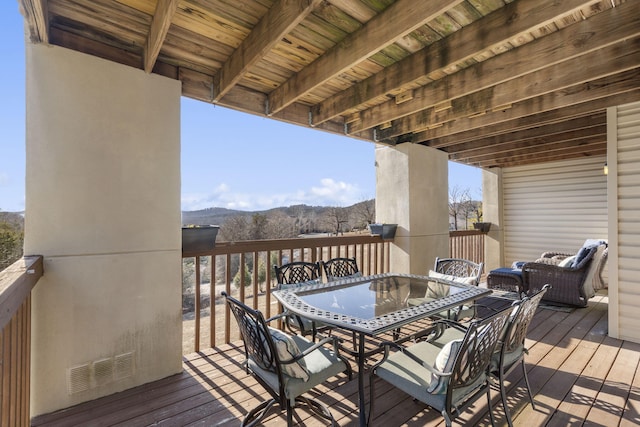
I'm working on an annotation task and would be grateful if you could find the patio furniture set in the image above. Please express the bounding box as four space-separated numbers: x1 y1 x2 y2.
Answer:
487 239 608 307
222 256 556 426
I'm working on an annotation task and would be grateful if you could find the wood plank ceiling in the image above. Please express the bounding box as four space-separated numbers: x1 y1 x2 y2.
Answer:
18 0 640 168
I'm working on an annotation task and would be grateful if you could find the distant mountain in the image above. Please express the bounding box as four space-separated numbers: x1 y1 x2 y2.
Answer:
181 202 375 228
181 207 246 226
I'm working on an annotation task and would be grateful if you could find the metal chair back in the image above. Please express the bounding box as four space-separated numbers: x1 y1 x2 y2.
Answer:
322 257 360 281
434 257 484 285
274 261 321 287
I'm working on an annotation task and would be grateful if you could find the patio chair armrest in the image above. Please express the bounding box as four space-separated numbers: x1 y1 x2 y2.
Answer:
265 312 289 323
432 318 470 333
283 336 343 364
540 251 573 259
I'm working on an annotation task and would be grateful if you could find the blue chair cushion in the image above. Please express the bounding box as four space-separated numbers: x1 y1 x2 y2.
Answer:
490 267 523 277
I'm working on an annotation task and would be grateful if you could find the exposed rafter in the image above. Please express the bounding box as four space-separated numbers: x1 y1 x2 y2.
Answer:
17 0 639 169
312 0 601 126
144 0 179 73
267 0 464 115
356 2 640 135
214 0 322 102
18 0 48 44
412 71 640 144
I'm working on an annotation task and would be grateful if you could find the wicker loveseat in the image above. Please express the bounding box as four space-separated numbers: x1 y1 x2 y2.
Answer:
521 240 608 307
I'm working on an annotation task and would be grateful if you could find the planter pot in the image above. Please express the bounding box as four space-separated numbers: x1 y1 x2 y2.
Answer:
182 225 220 256
473 222 491 233
368 223 397 240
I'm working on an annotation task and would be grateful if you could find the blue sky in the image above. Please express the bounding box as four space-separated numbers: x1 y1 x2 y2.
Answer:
0 3 481 213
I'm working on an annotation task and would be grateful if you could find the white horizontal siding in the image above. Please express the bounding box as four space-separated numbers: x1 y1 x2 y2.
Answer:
615 101 640 342
502 157 608 266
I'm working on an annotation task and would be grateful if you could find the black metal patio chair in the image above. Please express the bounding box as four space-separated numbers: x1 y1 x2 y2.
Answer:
274 261 329 340
223 291 352 426
321 256 362 282
427 285 550 426
368 305 512 426
433 257 484 286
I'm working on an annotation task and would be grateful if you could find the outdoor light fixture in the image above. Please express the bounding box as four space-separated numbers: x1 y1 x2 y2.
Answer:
603 162 608 175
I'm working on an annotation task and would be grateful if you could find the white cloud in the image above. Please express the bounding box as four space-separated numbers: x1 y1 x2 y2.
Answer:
0 172 9 187
181 178 364 211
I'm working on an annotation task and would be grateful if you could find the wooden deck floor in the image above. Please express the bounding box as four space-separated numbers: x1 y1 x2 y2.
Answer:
32 291 640 426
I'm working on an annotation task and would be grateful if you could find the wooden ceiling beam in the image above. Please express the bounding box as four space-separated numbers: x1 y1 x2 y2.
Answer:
412 71 640 144
48 26 176 79
311 0 598 125
213 0 322 102
478 142 607 168
267 0 463 115
144 0 179 73
444 114 606 156
372 34 640 139
356 2 640 135
180 67 374 143
451 125 607 164
18 0 49 44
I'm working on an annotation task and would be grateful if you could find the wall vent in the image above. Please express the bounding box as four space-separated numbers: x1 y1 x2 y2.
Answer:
93 358 114 387
114 352 135 380
67 350 135 395
67 364 91 395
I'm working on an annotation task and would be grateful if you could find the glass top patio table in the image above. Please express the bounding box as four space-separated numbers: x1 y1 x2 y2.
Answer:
273 272 492 335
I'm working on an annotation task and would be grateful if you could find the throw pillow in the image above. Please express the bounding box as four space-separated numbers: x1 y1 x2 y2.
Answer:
268 327 310 381
558 255 576 268
425 279 449 299
428 339 462 394
428 269 477 285
572 245 596 268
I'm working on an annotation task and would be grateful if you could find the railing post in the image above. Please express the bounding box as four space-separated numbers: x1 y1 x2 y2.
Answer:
0 256 43 427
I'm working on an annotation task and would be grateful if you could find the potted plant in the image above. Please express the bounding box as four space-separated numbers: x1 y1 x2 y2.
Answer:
473 222 491 233
182 224 220 255
368 223 398 240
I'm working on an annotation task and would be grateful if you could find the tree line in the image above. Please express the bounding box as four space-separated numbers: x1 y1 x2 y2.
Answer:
0 212 24 270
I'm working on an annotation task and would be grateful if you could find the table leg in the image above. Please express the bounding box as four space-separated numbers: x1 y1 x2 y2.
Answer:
358 331 366 426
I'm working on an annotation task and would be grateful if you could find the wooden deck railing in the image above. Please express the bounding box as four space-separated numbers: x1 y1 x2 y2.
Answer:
0 256 43 427
449 230 485 264
181 231 485 353
181 234 391 352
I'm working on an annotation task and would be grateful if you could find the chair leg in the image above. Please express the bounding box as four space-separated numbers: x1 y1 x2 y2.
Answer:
297 396 336 425
286 400 294 426
441 410 452 427
498 371 513 427
486 385 497 426
368 375 376 426
241 398 276 427
521 360 536 409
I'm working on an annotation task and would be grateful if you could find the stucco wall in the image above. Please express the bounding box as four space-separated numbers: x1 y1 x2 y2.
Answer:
375 143 449 274
25 45 182 415
482 168 504 272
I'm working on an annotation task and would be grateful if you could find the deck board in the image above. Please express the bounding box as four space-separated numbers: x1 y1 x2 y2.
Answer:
32 291 640 427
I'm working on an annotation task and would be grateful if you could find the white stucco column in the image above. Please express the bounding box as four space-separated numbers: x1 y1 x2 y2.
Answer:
482 168 504 271
25 45 182 415
375 143 449 275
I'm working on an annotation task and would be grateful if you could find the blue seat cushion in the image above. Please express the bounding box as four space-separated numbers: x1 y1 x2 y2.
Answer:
490 267 523 277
